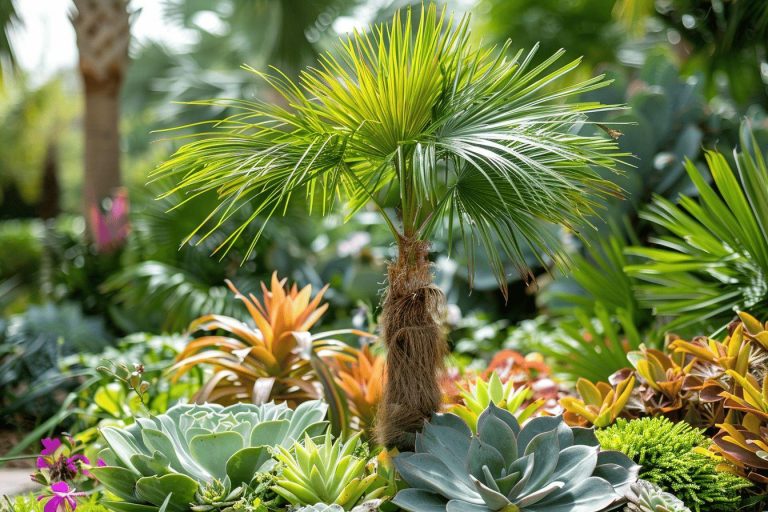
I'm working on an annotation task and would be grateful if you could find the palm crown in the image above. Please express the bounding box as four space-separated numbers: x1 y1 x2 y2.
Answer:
153 3 624 292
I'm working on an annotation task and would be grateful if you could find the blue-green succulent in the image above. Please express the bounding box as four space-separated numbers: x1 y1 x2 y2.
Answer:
91 401 328 512
393 403 639 512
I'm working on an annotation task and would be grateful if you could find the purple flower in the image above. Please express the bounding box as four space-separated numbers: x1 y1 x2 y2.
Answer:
96 459 106 467
41 438 62 456
88 188 130 253
37 481 84 512
37 438 63 469
65 454 90 474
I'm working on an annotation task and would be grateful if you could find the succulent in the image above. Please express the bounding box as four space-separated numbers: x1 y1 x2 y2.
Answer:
272 431 387 510
392 402 639 512
170 273 363 405
561 375 635 427
292 501 381 512
623 480 690 512
192 479 247 512
91 400 328 512
449 372 545 431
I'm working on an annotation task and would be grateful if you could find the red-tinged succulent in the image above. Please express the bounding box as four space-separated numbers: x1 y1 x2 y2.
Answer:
712 422 768 484
170 272 361 405
483 349 549 383
482 349 561 409
739 311 768 351
561 375 635 427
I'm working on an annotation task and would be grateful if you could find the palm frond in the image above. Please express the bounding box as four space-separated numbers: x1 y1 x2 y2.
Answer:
533 304 644 383
626 125 768 332
152 3 626 292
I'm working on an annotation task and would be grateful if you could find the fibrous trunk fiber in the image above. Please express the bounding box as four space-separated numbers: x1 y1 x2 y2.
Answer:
376 238 447 449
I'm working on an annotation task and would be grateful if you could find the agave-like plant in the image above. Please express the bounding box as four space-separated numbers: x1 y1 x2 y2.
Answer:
623 480 690 512
449 372 545 431
170 273 363 405
91 401 328 512
272 430 388 510
392 402 639 511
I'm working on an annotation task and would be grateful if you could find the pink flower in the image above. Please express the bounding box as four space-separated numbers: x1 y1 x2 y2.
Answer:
88 188 130 253
41 438 62 456
96 459 106 467
37 481 84 512
65 454 90 474
37 438 63 469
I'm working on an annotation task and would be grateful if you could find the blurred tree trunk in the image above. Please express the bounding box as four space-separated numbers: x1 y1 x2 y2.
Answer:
71 0 130 225
38 141 60 220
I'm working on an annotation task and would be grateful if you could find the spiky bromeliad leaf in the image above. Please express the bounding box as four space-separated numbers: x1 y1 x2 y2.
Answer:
626 125 768 332
91 401 328 512
391 402 639 512
151 3 625 295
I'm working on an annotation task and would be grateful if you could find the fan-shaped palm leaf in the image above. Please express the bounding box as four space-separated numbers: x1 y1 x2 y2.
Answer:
152 4 625 291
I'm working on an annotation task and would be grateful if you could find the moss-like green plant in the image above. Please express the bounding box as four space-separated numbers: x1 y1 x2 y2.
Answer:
596 417 751 511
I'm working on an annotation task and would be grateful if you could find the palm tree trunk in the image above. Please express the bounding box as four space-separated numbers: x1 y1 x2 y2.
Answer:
82 78 121 213
377 238 448 449
71 0 130 224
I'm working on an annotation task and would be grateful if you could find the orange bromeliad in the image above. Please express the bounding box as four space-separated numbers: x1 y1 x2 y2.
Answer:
170 272 361 405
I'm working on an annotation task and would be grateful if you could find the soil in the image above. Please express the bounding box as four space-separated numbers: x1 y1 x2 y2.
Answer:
0 429 35 468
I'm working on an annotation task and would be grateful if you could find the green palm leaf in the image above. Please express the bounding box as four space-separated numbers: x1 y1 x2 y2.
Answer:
626 124 768 332
152 3 626 294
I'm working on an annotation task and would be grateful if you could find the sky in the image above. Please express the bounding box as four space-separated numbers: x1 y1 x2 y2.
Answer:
11 0 193 84
10 0 476 84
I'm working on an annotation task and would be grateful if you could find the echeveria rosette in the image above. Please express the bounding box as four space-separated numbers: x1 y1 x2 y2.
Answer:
92 400 328 512
624 480 690 512
392 402 639 512
294 502 382 512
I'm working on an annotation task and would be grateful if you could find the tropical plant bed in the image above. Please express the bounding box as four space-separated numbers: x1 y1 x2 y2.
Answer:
3 2 768 512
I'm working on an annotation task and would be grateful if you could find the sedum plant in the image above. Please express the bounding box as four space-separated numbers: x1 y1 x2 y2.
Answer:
623 480 690 512
392 402 639 511
152 1 626 449
91 401 328 512
596 417 750 511
449 371 545 431
170 273 362 405
272 431 387 510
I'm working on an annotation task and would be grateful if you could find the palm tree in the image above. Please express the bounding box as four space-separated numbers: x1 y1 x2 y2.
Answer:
154 4 625 448
0 0 19 76
70 0 131 222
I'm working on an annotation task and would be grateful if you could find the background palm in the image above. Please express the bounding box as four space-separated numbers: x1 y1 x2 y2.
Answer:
154 3 626 447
